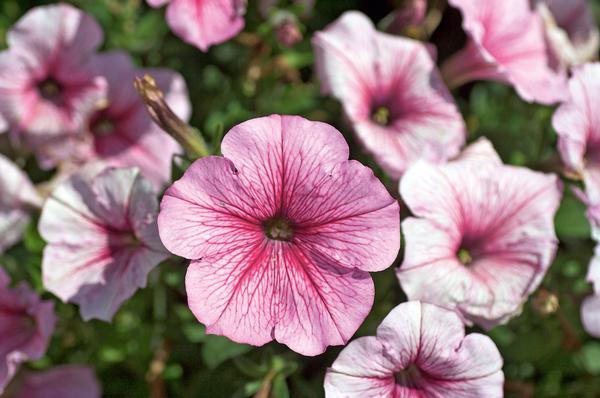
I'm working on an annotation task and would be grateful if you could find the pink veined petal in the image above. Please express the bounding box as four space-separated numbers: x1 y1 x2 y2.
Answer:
324 302 504 398
535 0 599 68
161 115 400 271
553 62 600 175
160 115 399 355
186 240 374 356
158 156 267 260
582 294 600 338
454 137 503 165
89 52 140 117
220 115 351 219
147 0 172 7
40 167 167 321
283 158 399 273
0 5 107 168
85 52 188 189
165 0 245 51
399 152 562 326
313 11 465 179
0 269 55 394
11 365 101 398
0 114 7 132
587 245 600 292
442 0 568 105
7 4 103 71
324 337 397 398
0 154 42 253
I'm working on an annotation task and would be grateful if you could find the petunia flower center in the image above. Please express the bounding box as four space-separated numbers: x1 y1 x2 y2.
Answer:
457 247 473 265
263 216 294 241
21 314 36 331
92 116 116 136
395 364 423 388
108 231 141 251
38 78 63 102
371 106 391 126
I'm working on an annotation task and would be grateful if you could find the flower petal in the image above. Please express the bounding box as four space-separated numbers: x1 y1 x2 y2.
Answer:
186 240 374 356
313 11 465 178
12 365 101 398
40 167 166 321
165 0 244 51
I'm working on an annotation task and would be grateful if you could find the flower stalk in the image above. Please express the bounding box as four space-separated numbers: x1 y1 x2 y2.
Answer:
134 74 210 159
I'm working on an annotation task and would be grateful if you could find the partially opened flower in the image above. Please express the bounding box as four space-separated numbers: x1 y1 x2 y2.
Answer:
147 0 245 51
0 4 107 168
158 115 400 355
398 139 562 327
441 0 568 105
582 246 600 337
553 63 600 234
70 51 190 189
0 267 55 394
0 154 42 254
312 11 465 179
534 0 599 68
324 301 504 398
380 0 427 33
4 365 101 398
39 166 169 321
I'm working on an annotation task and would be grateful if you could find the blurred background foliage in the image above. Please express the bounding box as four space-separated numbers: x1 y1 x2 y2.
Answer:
1 0 600 397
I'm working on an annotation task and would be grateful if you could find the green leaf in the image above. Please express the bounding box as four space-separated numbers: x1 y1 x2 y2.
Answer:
23 220 44 254
555 191 590 240
201 335 253 369
580 343 600 375
271 374 290 398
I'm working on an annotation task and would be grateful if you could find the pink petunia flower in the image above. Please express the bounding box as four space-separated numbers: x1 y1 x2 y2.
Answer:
0 267 55 394
39 166 170 322
582 246 600 337
0 154 43 254
312 11 466 179
324 301 504 398
441 0 568 105
397 139 562 328
4 365 101 398
0 4 107 168
553 63 600 233
534 0 599 68
69 51 190 189
147 0 246 51
158 115 400 355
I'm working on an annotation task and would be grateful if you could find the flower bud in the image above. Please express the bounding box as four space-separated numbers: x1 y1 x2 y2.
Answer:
134 74 209 159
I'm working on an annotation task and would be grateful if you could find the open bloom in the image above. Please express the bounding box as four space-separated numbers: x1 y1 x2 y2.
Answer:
582 246 600 337
324 301 504 398
39 166 169 321
441 0 567 105
312 11 465 179
70 51 190 189
158 115 400 355
0 267 55 394
534 0 599 68
398 139 562 327
553 63 600 234
0 4 107 168
0 154 42 253
4 365 101 398
147 0 245 51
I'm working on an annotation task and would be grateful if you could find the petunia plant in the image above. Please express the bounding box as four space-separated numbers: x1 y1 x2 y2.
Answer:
1 0 600 397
